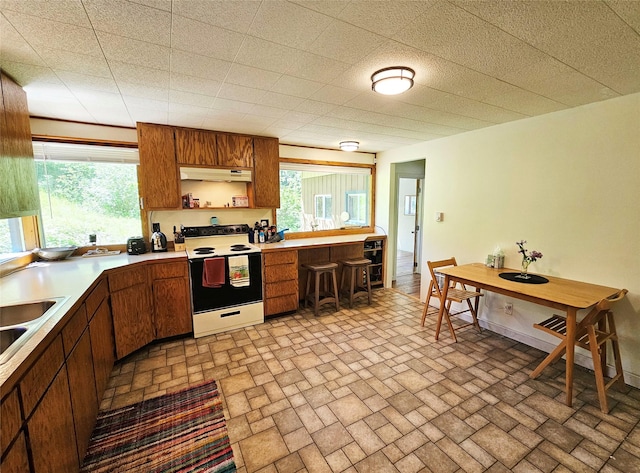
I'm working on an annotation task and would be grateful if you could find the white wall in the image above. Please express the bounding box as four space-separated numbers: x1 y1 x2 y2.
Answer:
376 93 640 387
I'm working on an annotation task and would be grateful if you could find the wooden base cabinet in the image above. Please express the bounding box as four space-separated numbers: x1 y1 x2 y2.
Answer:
264 251 299 317
109 265 154 359
1 431 29 473
86 279 115 404
62 303 99 465
151 261 192 338
20 336 78 473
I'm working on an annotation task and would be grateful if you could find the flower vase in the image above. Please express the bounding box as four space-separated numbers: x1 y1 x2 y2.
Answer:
518 259 531 279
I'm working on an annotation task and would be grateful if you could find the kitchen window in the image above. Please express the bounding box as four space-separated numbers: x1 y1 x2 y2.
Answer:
33 142 142 247
276 160 373 233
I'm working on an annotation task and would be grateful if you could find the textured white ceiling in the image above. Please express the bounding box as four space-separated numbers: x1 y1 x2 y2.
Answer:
1 0 638 152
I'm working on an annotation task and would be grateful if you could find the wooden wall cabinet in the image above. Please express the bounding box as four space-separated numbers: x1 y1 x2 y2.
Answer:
150 261 192 339
263 250 299 317
137 123 181 210
0 71 40 219
175 128 217 166
250 136 280 209
216 133 254 168
109 265 154 359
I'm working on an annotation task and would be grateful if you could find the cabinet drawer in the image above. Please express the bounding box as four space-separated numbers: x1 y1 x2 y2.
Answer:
109 265 147 292
61 304 88 357
265 281 298 299
150 261 187 280
265 294 299 316
264 250 297 266
1 388 22 452
264 263 297 283
85 278 108 318
20 335 64 417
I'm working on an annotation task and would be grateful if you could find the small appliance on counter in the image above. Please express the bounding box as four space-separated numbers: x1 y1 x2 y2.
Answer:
173 225 186 252
127 237 146 255
151 223 168 252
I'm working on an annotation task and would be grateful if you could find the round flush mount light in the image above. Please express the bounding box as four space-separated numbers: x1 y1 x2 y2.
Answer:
371 66 415 95
339 141 359 152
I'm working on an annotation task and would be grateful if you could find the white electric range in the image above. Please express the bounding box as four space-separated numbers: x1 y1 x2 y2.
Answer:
182 224 263 338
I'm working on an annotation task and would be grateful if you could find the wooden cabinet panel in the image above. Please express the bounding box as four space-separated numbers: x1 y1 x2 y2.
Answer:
264 263 298 283
111 282 154 359
0 72 40 218
216 133 253 168
0 388 21 453
110 265 153 359
1 431 29 473
108 264 147 292
66 329 98 463
28 365 79 473
137 123 181 209
90 298 115 398
153 276 192 339
62 304 88 357
150 261 187 279
176 128 217 166
265 294 298 316
85 279 108 319
263 249 298 317
265 281 298 299
20 335 64 417
250 136 280 208
1 72 33 159
263 250 296 266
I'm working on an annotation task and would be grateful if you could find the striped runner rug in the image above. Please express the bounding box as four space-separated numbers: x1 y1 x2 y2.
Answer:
81 379 235 473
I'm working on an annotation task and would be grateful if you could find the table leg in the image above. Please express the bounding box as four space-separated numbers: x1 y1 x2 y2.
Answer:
565 307 577 407
435 276 451 341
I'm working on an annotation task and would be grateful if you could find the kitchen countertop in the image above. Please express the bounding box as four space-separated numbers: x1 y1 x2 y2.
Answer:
256 232 385 251
0 251 186 389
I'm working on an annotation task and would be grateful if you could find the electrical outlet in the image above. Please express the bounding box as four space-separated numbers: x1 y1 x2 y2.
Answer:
504 302 513 315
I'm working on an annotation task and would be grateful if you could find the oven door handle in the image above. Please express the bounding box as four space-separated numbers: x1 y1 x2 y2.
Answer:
220 310 241 318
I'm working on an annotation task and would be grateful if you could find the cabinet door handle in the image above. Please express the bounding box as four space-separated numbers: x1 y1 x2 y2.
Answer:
139 197 144 209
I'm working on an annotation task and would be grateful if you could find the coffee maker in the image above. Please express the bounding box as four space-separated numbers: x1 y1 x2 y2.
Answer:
151 223 168 252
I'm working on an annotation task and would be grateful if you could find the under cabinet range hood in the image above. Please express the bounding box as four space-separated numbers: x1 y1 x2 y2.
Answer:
179 167 252 182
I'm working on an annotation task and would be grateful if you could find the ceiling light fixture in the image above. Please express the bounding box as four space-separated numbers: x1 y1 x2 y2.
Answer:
339 141 359 152
371 66 415 95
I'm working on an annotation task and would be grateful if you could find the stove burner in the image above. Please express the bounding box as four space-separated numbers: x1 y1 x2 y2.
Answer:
194 247 215 255
230 246 251 252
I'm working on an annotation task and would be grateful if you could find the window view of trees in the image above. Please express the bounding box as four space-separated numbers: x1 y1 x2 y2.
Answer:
37 160 141 246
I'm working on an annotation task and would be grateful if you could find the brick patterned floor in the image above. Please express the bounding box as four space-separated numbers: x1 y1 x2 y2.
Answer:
99 289 640 473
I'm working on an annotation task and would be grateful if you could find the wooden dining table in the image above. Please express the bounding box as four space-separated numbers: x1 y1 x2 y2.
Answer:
435 263 620 407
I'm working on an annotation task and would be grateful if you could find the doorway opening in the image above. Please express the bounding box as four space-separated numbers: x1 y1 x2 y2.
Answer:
391 160 425 298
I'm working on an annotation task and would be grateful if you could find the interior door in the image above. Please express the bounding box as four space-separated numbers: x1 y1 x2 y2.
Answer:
412 179 423 274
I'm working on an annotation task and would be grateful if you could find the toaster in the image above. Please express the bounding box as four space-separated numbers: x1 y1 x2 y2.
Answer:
127 236 147 255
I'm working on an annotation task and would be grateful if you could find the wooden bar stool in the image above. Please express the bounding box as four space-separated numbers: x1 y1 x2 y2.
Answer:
302 262 340 316
339 258 372 308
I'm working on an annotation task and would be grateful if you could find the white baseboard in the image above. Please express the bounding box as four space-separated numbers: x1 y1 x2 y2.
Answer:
457 315 640 390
